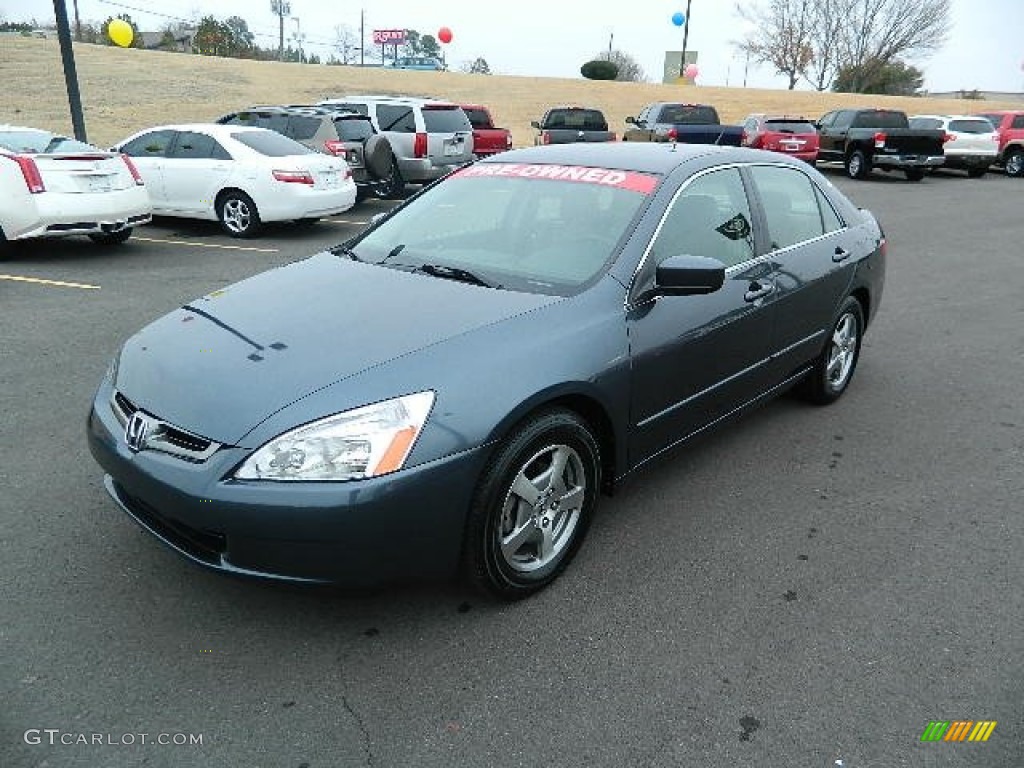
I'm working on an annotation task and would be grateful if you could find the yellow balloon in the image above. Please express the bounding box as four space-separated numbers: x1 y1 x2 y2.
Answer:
108 19 134 48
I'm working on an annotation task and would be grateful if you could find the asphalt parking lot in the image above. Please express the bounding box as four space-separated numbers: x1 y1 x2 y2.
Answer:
2 170 1021 768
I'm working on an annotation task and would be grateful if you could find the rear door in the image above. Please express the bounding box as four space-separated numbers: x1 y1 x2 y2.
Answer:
421 104 473 164
161 131 234 215
817 110 853 160
118 129 175 209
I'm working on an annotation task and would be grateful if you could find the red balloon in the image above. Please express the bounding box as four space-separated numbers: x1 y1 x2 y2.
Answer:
438 27 453 44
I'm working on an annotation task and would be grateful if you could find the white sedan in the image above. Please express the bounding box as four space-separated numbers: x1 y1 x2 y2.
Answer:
113 124 358 237
0 125 151 247
909 114 1000 178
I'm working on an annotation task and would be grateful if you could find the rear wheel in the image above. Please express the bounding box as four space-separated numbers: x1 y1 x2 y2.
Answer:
801 296 865 405
462 409 601 600
1004 148 1024 177
904 169 925 182
88 228 132 245
216 190 261 238
846 150 871 180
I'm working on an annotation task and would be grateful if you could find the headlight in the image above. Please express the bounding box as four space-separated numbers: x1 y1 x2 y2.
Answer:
234 391 435 481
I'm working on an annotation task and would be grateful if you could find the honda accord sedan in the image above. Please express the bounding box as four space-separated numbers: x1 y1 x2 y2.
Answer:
87 143 886 599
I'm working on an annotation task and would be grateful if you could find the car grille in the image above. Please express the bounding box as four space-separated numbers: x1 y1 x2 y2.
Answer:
114 482 226 565
111 390 221 462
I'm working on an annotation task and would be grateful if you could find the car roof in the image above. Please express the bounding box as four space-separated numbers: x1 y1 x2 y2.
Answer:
320 95 457 106
232 105 367 118
133 124 269 137
480 142 772 175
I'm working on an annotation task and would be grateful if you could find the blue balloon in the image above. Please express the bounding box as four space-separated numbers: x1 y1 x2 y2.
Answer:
671 12 686 26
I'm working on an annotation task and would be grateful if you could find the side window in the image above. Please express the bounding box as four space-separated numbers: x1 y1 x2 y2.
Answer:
832 111 854 129
376 104 416 133
817 112 835 129
749 165 826 249
814 185 844 233
650 168 756 269
120 130 174 157
168 132 220 160
1012 115 1024 130
636 106 650 124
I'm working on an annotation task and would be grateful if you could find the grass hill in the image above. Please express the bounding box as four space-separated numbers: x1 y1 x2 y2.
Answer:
1 36 1016 149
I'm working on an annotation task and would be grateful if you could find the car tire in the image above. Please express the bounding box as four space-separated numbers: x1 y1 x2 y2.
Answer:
216 190 262 238
801 296 865 405
904 169 925 182
88 228 133 245
372 159 404 200
846 150 871 180
462 408 601 600
1004 148 1024 178
364 135 395 180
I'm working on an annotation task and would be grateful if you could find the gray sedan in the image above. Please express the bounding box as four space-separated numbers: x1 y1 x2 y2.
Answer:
87 143 886 599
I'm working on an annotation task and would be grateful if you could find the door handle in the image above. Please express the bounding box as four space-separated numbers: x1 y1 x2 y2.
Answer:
744 280 774 302
832 246 851 263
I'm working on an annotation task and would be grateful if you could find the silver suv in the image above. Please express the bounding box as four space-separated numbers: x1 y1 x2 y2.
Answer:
317 95 473 186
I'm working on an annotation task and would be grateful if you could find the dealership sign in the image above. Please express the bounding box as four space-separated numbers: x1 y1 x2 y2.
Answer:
372 29 406 45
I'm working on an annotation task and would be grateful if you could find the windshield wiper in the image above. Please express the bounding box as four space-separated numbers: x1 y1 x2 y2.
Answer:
418 263 500 289
333 244 362 261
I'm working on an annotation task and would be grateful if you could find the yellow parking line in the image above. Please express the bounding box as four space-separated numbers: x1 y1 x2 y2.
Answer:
0 274 100 290
133 236 278 253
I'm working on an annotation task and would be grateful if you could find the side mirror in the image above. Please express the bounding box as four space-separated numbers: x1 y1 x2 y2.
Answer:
530 120 541 130
655 255 725 296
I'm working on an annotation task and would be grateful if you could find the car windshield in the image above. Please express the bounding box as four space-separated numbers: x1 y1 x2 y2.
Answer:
230 130 314 156
348 164 658 295
0 130 100 154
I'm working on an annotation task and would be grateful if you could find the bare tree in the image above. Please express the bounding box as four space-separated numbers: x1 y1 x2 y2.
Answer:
802 0 853 90
596 49 647 82
334 24 358 64
736 0 815 90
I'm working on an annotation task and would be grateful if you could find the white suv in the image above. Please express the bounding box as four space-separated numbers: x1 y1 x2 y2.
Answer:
909 114 999 178
317 95 473 186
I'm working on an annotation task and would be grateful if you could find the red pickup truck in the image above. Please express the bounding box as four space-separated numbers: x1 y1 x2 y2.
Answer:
461 104 512 157
976 111 1024 177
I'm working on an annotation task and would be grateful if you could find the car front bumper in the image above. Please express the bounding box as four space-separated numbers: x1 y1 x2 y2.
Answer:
87 388 488 586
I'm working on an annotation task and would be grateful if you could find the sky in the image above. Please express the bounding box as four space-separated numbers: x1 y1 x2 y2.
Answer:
5 0 1024 93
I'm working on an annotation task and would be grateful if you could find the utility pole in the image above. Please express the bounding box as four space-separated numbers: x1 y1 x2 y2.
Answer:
52 0 87 141
72 0 81 41
608 32 613 56
271 0 290 61
359 8 365 66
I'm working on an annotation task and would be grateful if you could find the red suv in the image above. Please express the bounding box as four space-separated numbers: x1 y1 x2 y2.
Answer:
741 114 820 165
975 111 1024 177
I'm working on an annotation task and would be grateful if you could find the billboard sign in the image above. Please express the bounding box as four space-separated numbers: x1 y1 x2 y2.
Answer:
372 29 407 45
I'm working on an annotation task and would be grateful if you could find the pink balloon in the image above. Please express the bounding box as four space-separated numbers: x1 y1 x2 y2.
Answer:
438 27 453 44
684 63 699 80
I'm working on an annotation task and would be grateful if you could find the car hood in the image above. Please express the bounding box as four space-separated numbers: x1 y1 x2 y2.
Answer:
115 252 559 444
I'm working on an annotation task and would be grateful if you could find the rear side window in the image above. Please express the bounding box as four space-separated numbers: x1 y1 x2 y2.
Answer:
376 105 417 133
949 119 993 134
422 107 472 133
545 109 608 131
230 130 314 156
120 130 175 157
169 132 232 160
287 115 323 141
748 165 827 250
334 118 374 141
910 117 943 130
1012 115 1024 129
764 120 816 133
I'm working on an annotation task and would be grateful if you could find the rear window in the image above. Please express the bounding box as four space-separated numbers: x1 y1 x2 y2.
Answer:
763 119 816 134
909 117 943 130
851 111 908 129
287 115 323 141
659 105 718 125
544 109 608 131
334 118 374 141
949 119 993 134
0 130 98 154
230 130 314 156
463 109 491 129
376 105 417 133
422 107 472 133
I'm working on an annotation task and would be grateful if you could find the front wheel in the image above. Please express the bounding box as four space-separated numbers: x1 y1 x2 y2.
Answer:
800 297 865 405
904 169 925 182
88 228 132 245
1004 149 1024 178
846 150 871 180
462 409 601 600
217 190 262 238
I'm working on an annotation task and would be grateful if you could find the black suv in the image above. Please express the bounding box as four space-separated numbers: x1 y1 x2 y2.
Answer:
216 105 402 200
